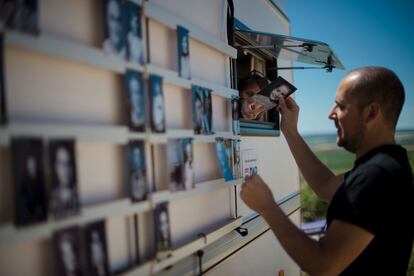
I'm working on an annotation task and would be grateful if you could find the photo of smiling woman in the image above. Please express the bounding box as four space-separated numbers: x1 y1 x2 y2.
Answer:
49 139 79 219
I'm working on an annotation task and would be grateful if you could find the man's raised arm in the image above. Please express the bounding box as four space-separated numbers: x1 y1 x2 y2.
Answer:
278 97 343 202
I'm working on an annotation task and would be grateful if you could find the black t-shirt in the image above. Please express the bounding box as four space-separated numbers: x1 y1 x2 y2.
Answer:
326 145 414 275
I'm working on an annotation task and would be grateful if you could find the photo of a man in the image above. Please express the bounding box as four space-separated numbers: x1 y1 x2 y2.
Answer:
0 35 7 125
128 140 147 202
85 221 110 276
154 202 172 254
149 74 166 133
103 0 126 59
125 70 145 132
53 226 83 276
49 140 79 219
11 137 47 226
0 0 39 34
192 85 213 135
125 1 144 65
177 25 191 79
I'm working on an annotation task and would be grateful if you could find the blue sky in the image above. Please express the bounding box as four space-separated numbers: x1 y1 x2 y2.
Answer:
284 0 414 134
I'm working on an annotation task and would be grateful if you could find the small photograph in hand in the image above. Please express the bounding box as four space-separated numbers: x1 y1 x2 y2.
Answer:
53 226 83 276
49 139 80 219
251 76 297 111
11 137 47 226
85 220 110 276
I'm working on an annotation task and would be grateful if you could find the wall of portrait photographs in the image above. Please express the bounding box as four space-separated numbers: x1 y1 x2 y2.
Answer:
0 0 250 275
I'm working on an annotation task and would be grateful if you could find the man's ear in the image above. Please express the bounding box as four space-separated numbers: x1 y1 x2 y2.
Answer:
363 102 380 123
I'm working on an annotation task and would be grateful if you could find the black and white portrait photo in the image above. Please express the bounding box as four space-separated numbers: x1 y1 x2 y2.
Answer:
182 138 194 190
103 0 126 59
128 140 147 202
168 139 184 192
154 203 172 254
125 70 146 132
49 139 80 219
231 96 240 135
11 138 47 226
232 139 242 179
177 25 191 79
149 74 166 133
0 35 7 125
252 76 297 111
125 1 144 65
0 0 39 34
167 138 194 192
85 221 110 276
215 138 234 182
192 85 213 135
54 226 83 276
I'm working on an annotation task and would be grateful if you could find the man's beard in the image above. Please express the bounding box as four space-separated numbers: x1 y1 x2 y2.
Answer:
337 123 365 153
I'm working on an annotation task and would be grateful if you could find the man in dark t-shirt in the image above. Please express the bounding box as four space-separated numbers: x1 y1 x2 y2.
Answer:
240 67 414 275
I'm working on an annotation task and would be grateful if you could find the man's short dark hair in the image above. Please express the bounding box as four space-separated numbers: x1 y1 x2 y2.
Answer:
238 71 268 93
349 67 405 127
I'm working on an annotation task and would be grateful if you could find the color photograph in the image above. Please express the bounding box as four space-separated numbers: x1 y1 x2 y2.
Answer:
215 138 234 182
192 85 213 135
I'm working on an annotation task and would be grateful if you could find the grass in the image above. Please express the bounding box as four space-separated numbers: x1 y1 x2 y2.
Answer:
301 131 414 274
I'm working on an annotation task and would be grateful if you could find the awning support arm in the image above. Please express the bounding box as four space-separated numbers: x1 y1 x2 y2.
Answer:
268 66 334 72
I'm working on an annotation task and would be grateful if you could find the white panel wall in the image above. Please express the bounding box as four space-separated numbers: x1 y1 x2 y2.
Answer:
207 210 301 276
0 0 301 275
151 0 227 41
5 48 124 125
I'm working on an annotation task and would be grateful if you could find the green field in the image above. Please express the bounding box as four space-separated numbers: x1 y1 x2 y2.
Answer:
301 131 414 273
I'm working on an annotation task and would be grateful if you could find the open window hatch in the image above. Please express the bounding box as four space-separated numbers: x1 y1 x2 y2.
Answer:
232 26 345 136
